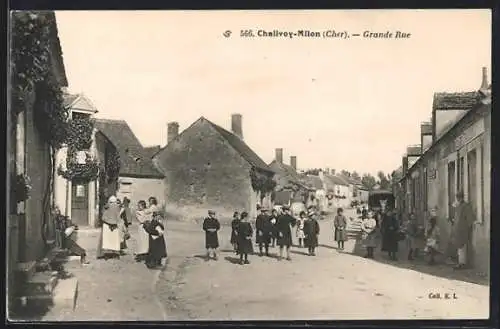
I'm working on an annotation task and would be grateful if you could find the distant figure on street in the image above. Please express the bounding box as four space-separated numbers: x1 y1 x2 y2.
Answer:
269 209 279 247
144 212 167 269
381 205 400 261
451 190 476 270
276 205 297 261
425 207 441 265
304 209 320 256
97 196 121 260
361 206 368 219
230 211 241 255
361 212 378 259
404 213 419 261
134 200 150 262
334 208 348 250
296 211 307 248
237 211 253 265
256 208 273 257
202 210 221 261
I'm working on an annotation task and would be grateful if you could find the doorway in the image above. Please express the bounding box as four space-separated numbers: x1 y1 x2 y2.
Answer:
71 183 89 226
447 161 456 220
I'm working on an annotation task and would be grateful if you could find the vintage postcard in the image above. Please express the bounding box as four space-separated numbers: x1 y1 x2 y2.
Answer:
7 9 491 321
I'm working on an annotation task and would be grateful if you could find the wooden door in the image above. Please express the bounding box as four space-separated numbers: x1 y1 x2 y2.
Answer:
71 183 89 226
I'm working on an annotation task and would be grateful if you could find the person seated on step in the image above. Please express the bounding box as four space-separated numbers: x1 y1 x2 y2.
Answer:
64 222 90 265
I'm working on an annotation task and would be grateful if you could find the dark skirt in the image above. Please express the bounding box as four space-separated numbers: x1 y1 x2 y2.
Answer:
205 232 219 249
304 234 318 248
148 235 167 260
237 237 254 254
381 232 399 252
334 228 347 242
230 231 238 244
277 230 293 247
256 231 271 245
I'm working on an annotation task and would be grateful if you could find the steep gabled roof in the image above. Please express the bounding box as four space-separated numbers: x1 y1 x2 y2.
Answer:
299 174 323 190
269 160 301 182
323 174 349 190
205 118 272 173
94 119 164 179
143 145 161 159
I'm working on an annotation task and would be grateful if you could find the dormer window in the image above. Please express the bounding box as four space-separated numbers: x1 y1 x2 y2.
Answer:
72 112 90 121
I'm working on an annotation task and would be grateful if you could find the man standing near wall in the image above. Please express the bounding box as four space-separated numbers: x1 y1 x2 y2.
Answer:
451 190 475 270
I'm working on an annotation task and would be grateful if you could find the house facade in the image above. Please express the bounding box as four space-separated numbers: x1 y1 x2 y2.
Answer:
152 114 274 222
94 119 165 210
398 67 491 275
321 173 350 211
269 150 310 206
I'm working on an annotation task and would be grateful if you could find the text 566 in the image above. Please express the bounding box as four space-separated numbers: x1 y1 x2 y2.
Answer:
240 30 255 37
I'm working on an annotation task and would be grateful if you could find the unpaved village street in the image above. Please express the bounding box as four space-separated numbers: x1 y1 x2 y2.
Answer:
43 210 489 321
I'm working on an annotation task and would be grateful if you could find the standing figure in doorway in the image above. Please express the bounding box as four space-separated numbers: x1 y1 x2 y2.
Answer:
451 190 476 270
304 209 320 256
425 208 441 265
256 208 272 257
275 205 297 261
202 210 221 261
381 205 400 261
230 211 241 255
334 208 348 250
237 211 253 265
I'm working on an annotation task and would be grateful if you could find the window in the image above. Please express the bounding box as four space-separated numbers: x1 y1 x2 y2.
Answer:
457 156 464 193
423 168 428 211
76 185 85 197
72 112 90 121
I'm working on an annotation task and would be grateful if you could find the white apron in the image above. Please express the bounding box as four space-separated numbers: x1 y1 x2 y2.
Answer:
102 223 121 251
136 224 150 254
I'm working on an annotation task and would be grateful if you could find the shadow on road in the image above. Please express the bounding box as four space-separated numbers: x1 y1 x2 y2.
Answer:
290 250 310 256
348 238 489 286
318 243 339 250
224 256 241 265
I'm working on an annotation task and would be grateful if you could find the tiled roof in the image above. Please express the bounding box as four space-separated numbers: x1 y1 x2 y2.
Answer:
94 119 164 178
432 92 481 110
323 174 349 190
299 174 323 190
143 145 161 159
206 119 272 173
269 160 301 182
63 94 79 108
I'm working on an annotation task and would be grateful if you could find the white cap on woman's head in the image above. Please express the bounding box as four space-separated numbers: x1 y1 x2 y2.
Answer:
108 195 117 203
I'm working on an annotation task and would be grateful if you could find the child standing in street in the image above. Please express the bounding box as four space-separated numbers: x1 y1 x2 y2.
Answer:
237 211 253 265
230 211 241 255
334 208 348 250
304 210 320 256
425 207 441 265
296 211 306 248
203 210 221 261
144 214 167 269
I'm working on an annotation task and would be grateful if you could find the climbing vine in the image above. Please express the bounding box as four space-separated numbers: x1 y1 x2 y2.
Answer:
106 150 121 184
250 167 276 195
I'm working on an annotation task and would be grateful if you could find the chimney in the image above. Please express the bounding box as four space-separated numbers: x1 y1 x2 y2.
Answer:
167 122 179 144
480 67 489 90
275 148 283 164
231 113 243 139
402 155 408 176
290 156 297 171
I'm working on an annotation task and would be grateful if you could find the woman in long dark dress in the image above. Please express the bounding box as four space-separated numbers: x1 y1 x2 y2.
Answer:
269 209 279 247
304 210 320 256
144 215 167 269
202 210 221 261
334 208 348 250
380 207 400 261
237 211 253 265
230 211 241 255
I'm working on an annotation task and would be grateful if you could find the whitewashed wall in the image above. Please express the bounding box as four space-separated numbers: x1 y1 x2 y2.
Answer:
116 176 166 211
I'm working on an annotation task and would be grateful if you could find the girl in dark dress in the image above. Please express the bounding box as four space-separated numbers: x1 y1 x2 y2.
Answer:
230 211 241 255
276 206 297 261
144 215 167 269
381 207 400 261
269 209 279 247
237 211 253 265
203 210 221 261
304 210 320 256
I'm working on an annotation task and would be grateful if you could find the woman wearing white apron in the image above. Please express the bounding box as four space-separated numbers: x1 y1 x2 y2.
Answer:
96 196 121 259
134 200 151 262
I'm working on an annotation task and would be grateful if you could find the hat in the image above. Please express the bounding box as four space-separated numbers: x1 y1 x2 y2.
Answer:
308 210 316 216
108 195 117 204
208 210 215 215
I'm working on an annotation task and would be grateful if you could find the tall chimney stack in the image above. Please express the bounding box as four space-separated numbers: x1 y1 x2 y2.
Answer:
290 156 297 171
167 122 179 144
231 114 243 139
275 148 283 164
480 67 489 90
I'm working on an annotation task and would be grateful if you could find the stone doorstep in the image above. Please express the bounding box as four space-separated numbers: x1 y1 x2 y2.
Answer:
19 272 59 296
18 278 79 311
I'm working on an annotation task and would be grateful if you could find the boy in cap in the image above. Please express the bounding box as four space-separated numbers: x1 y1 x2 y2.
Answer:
203 210 221 261
256 207 273 256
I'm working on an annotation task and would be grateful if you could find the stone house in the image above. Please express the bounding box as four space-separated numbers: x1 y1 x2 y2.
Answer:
321 173 350 211
398 67 491 275
94 119 165 210
152 114 274 221
268 149 311 206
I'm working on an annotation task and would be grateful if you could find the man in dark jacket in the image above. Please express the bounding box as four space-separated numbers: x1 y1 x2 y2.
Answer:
451 190 476 269
276 205 297 261
202 210 221 261
256 208 273 257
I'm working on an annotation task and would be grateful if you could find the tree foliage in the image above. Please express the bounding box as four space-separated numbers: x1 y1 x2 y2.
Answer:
361 173 377 190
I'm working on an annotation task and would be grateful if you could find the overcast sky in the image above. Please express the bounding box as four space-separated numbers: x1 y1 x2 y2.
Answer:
55 10 491 176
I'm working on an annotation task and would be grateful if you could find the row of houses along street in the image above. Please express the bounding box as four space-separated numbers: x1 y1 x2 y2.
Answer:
7 11 491 321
